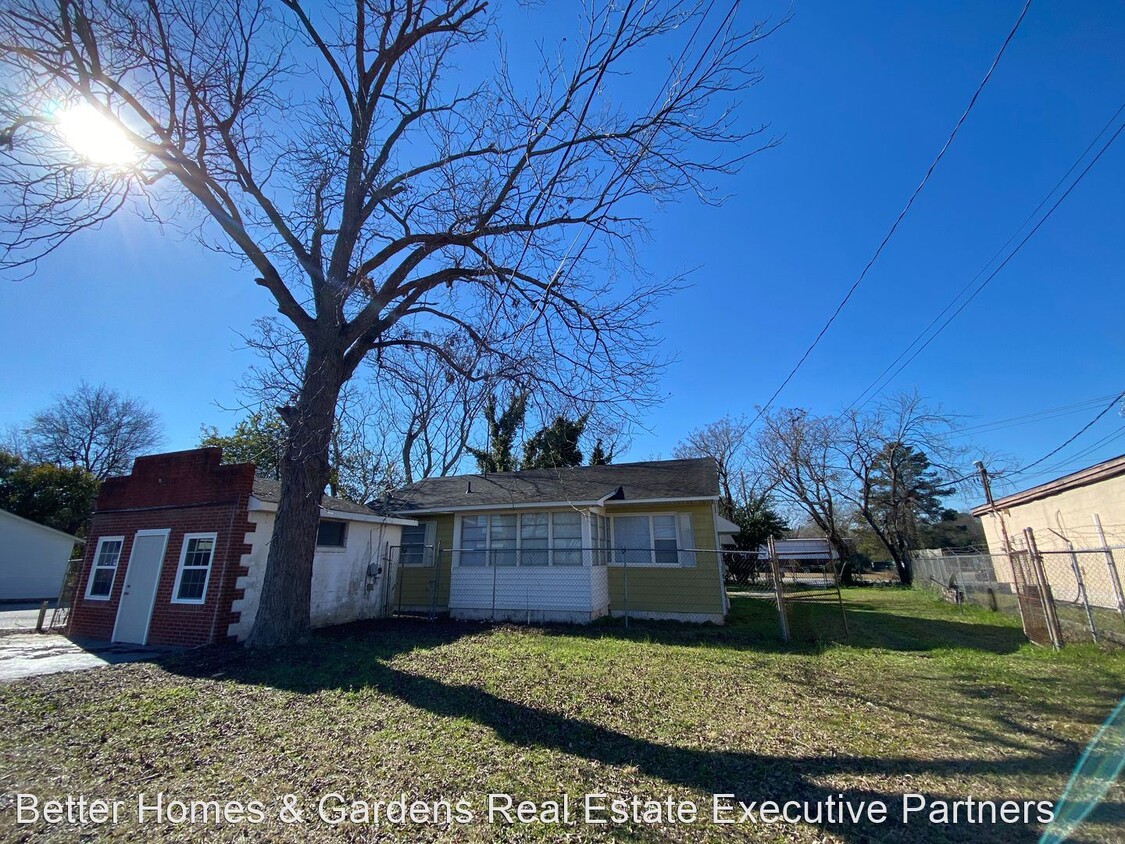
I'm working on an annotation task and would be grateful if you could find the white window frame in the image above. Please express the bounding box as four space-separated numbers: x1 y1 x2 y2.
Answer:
399 521 435 567
610 513 682 567
171 532 218 605
85 535 125 601
453 510 589 567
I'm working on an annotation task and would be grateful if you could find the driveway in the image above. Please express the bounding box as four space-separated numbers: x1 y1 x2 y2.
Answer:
0 633 179 682
0 603 55 633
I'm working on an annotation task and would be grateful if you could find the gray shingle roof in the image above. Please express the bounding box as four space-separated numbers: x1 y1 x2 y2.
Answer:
251 478 380 517
386 458 719 513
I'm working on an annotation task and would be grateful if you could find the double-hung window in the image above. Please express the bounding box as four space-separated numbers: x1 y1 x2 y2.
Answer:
400 522 429 566
172 533 217 603
490 514 518 566
520 513 549 566
460 515 488 566
85 536 124 600
611 515 683 566
552 512 582 565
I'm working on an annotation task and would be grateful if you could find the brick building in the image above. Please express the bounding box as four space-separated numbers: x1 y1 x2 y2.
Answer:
69 449 412 647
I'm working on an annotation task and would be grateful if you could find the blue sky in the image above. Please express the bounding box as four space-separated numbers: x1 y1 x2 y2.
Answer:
1 0 1122 503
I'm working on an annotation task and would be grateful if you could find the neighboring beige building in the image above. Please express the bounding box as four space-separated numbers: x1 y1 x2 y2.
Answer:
971 454 1125 610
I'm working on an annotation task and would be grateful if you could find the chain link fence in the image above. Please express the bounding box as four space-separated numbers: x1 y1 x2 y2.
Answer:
912 536 1125 648
383 546 730 626
723 540 850 643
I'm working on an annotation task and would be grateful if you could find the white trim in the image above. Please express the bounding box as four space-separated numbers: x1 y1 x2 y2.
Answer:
605 496 720 506
171 532 218 605
400 496 718 516
453 510 587 567
0 508 84 543
111 528 170 645
712 500 730 614
247 496 417 527
609 513 683 567
84 535 125 601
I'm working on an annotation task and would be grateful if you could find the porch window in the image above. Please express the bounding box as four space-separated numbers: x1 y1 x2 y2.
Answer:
85 536 124 600
461 515 487 566
552 511 582 565
172 533 217 603
490 514 518 566
455 510 588 566
520 513 549 566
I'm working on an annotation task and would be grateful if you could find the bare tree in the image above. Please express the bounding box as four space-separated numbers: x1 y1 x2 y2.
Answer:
752 408 852 565
371 343 489 484
2 1 776 646
833 393 968 585
673 415 751 515
22 381 163 480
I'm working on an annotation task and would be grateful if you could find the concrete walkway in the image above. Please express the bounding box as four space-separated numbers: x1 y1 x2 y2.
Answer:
0 633 179 683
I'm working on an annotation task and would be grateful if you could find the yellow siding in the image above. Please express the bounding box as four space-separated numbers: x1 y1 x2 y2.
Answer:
396 514 454 609
604 501 725 618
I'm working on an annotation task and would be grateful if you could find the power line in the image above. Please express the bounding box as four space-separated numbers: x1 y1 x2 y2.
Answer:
748 0 1034 428
1003 391 1125 480
845 102 1125 411
950 392 1122 437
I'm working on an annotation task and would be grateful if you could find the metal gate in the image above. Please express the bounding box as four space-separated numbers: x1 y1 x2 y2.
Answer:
1008 540 1063 648
382 544 440 618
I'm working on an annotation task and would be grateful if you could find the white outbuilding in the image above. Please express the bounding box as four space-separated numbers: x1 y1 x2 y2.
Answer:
0 508 82 602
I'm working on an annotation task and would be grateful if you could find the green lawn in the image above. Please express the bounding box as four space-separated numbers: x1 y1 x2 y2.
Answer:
1 589 1123 842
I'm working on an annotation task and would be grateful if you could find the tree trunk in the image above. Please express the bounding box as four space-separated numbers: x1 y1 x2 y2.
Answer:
247 346 344 648
892 551 913 587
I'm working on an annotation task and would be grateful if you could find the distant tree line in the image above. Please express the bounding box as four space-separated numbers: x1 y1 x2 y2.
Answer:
675 393 987 586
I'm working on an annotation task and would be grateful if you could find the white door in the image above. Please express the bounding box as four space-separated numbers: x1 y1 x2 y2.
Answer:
112 529 169 644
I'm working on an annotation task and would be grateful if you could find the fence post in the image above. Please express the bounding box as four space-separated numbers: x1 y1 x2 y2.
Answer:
491 550 498 622
1024 527 1063 650
429 543 441 620
622 551 629 630
1063 538 1098 644
1093 514 1125 620
768 536 790 643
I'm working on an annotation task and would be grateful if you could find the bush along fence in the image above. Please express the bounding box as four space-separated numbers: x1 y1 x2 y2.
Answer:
911 528 1125 649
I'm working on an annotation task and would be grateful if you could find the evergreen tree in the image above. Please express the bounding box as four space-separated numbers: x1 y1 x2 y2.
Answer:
467 393 527 473
864 444 954 584
522 414 588 469
588 438 612 466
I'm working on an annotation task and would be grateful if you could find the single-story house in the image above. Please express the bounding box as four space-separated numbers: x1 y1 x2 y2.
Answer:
0 508 83 602
68 448 414 647
385 457 729 624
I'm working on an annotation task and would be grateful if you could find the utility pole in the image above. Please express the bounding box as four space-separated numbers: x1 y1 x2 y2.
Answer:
975 460 1026 631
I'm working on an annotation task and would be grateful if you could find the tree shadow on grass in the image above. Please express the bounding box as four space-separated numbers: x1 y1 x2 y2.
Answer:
162 636 1108 843
531 595 1029 656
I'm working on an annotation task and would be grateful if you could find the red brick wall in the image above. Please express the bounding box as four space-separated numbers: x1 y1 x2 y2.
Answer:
69 449 255 647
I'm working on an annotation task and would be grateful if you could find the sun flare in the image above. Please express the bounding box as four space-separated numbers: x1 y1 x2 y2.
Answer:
56 103 138 166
